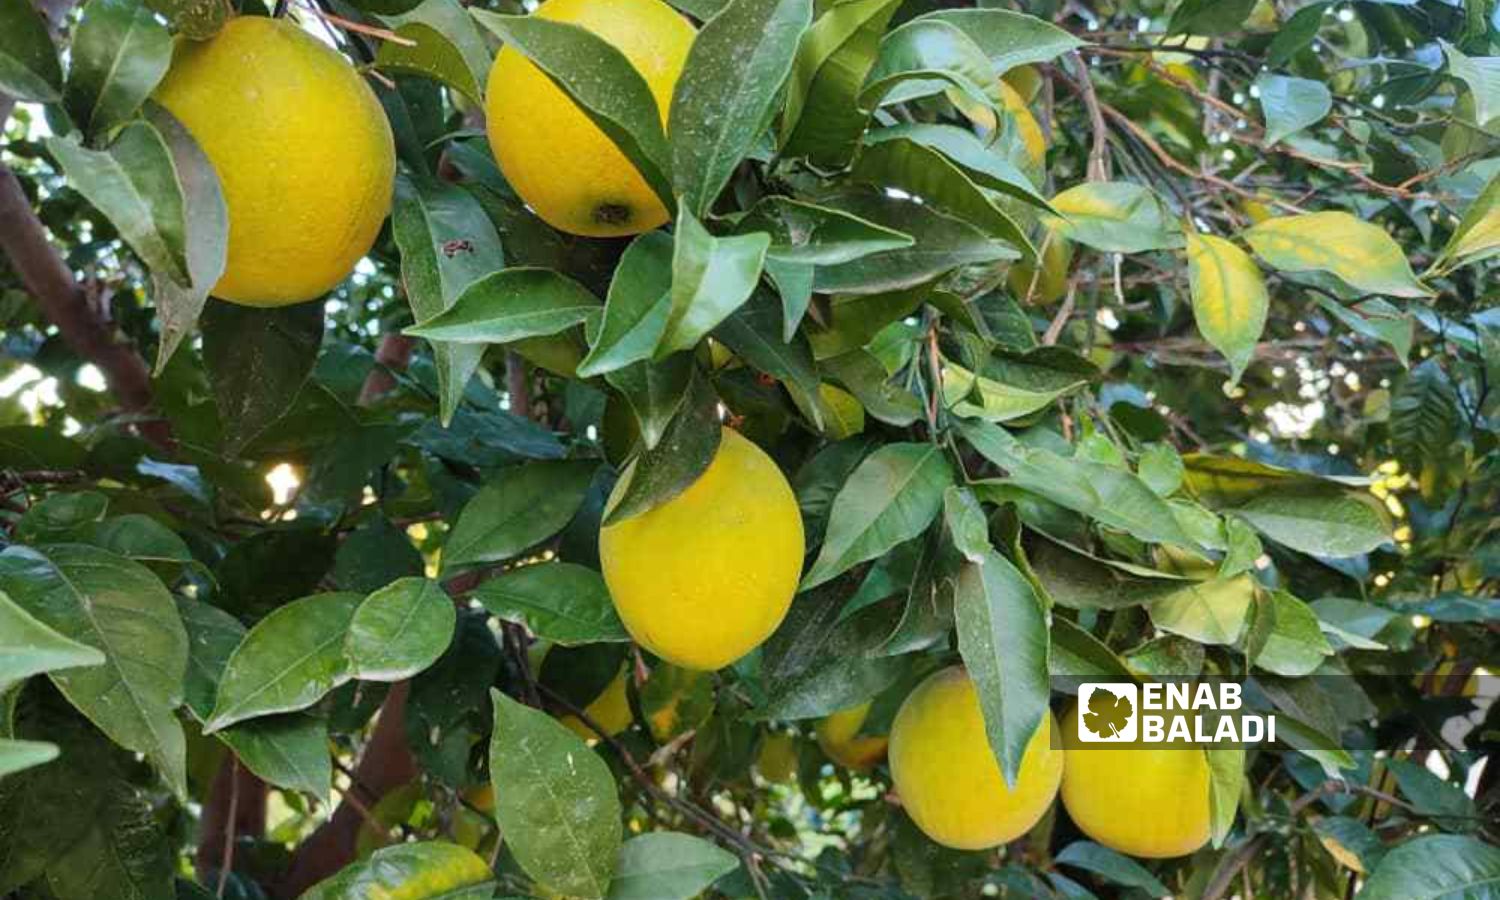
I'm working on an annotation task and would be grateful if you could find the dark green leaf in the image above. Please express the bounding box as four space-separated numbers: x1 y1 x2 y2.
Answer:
202 298 324 453
1049 616 1135 690
405 267 602 344
443 460 598 568
472 9 673 208
47 123 191 286
375 22 484 105
488 689 622 898
862 17 998 112
606 833 739 900
205 592 363 732
0 587 105 683
865 123 1053 211
473 562 627 645
779 0 903 166
578 232 675 378
333 517 424 593
391 172 503 424
1168 0 1257 35
742 194 915 266
713 288 821 401
1055 841 1169 895
0 0 63 102
605 352 694 450
1231 491 1388 557
954 548 1049 787
1257 74 1332 145
1356 834 1500 900
14 490 107 543
670 0 812 216
802 442 953 589
346 578 455 682
942 485 988 564
912 8 1082 73
602 374 721 525
1267 2 1328 66
1386 759 1477 832
659 204 769 356
64 0 171 137
0 544 188 796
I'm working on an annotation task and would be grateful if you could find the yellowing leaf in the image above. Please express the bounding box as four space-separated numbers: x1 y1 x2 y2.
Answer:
1243 211 1432 298
1432 171 1499 274
1043 181 1183 253
1184 231 1268 384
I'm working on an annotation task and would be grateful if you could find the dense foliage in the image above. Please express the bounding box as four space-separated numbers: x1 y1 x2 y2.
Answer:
0 0 1496 897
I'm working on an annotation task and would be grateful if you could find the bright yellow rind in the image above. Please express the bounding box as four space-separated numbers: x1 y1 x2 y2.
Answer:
484 0 694 236
153 16 395 306
816 702 889 771
890 668 1063 850
599 428 804 671
1060 704 1212 858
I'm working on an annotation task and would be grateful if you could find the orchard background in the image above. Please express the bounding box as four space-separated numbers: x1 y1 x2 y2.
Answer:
0 0 1496 896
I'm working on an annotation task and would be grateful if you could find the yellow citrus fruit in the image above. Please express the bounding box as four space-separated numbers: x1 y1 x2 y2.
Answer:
1007 229 1073 304
756 732 798 783
816 702 889 770
485 0 694 236
154 16 394 306
890 668 1063 849
1060 705 1212 858
600 428 803 670
558 665 634 742
818 383 865 439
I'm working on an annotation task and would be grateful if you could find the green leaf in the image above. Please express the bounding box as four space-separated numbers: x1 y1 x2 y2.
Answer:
1315 296 1413 366
862 17 999 112
1055 841 1170 895
1138 443 1184 497
602 374 721 524
578 232 675 378
812 190 1017 294
605 352 694 450
942 485 989 564
606 833 739 900
1267 2 1328 66
407 267 602 344
802 442 953 589
0 544 188 797
177 597 332 796
1314 816 1385 874
1205 745 1243 848
375 23 484 105
1168 0 1257 34
1023 536 1186 610
713 287 821 401
382 0 492 102
391 172 501 424
1256 74 1332 145
1391 358 1461 472
40 779 175 899
1231 490 1388 557
779 0 903 166
64 0 171 137
954 548 1049 787
472 9 673 208
333 517 424 593
671 0 811 216
1442 41 1499 127
850 137 1034 255
942 359 1085 423
756 587 906 719
1147 575 1255 645
1181 453 1370 505
444 460 597 569
489 689 622 899
1049 616 1135 689
658 204 769 356
143 102 228 375
0 738 58 778
960 420 1192 546
821 349 923 426
1385 758 1477 832
346 578 455 682
0 0 63 102
47 123 191 287
1184 230 1268 383
141 0 227 39
473 563 627 645
741 193 915 270
1243 211 1433 298
1249 590 1333 677
303 842 496 900
865 123 1053 211
205 592 363 732
912 8 1082 73
202 298 324 454
0 588 105 683
1043 181 1184 254
1356 834 1500 900
14 490 107 543
1432 170 1499 273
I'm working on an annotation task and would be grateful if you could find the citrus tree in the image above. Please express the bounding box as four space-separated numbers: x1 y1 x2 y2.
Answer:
0 0 1496 896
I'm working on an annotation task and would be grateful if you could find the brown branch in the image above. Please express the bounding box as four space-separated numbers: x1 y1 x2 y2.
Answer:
273 684 418 899
195 758 266 885
0 166 170 444
356 333 416 405
1067 51 1110 182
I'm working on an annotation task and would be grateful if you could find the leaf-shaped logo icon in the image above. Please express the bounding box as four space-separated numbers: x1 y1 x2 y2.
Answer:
1083 687 1133 739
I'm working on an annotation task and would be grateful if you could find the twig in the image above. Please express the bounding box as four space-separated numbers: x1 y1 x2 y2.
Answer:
1068 51 1110 182
1042 285 1077 346
296 3 417 45
216 760 241 898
